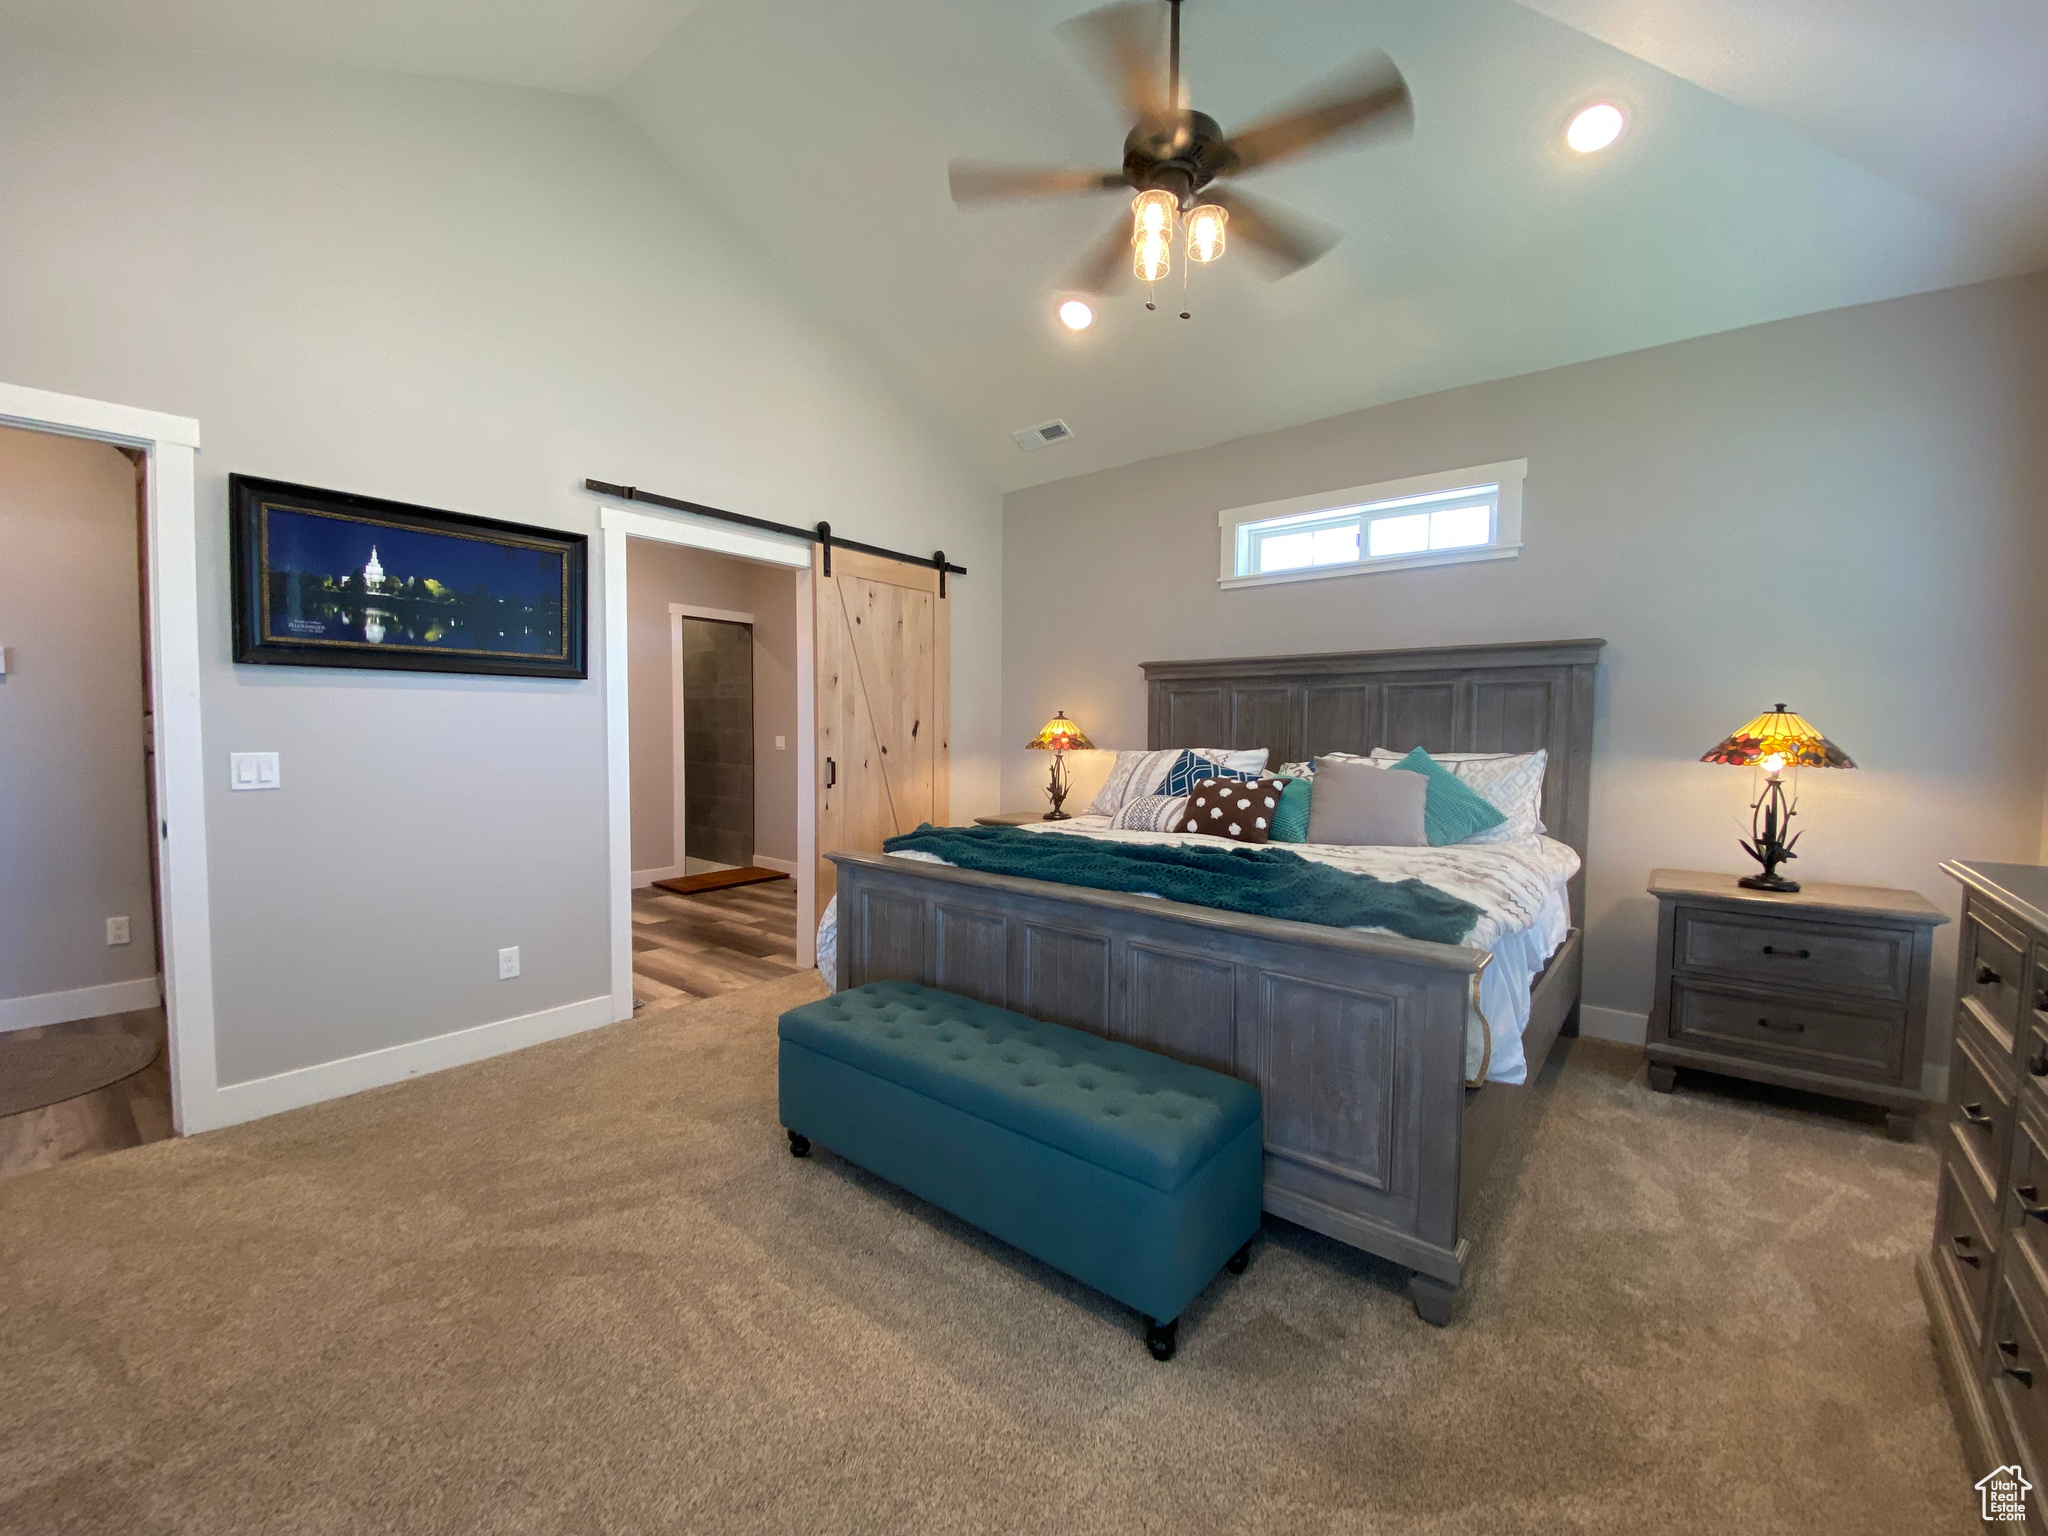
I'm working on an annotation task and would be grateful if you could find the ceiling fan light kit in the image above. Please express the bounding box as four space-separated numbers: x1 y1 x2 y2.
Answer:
949 0 1413 323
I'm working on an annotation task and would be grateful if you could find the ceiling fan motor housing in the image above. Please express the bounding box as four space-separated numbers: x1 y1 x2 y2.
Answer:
1122 110 1233 208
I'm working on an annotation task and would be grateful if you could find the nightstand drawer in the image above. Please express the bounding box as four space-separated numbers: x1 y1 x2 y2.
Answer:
1935 1157 2000 1336
1667 979 1904 1079
1672 907 1910 1001
1953 1030 2018 1211
1964 902 2027 1038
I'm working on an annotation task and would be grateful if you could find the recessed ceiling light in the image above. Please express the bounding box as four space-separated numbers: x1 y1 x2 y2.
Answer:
1058 299 1094 331
1566 102 1626 154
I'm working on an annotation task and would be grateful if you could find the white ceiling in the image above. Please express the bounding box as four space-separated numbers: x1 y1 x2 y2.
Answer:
6 0 2043 490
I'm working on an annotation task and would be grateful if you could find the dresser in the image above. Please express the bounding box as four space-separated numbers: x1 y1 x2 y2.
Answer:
1644 870 1945 1140
1922 862 2048 1495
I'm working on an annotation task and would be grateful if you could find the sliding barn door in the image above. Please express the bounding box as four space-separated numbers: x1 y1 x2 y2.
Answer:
815 547 949 905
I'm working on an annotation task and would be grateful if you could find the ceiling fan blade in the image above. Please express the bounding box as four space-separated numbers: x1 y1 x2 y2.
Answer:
1219 53 1412 174
1066 212 1136 295
949 163 1127 206
1208 188 1339 274
1058 1 1170 125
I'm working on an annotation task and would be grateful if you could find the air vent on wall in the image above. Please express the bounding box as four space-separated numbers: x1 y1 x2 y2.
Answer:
1011 419 1075 452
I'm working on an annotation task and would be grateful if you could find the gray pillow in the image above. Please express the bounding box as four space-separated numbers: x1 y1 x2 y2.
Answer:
1303 757 1428 847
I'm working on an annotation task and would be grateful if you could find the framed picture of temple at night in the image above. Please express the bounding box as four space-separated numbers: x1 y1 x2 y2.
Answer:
229 476 587 678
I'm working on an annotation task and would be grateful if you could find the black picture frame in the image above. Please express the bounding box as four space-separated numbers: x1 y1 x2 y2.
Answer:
229 475 587 679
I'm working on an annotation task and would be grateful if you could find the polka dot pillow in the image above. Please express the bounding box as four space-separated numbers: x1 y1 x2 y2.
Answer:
1175 777 1281 844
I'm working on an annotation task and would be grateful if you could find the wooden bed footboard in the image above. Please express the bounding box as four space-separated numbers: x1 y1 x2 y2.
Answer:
828 850 1579 1321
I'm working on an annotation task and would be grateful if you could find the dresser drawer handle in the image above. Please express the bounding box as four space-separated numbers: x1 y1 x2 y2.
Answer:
2031 1052 2048 1078
1962 1103 1996 1128
1755 1016 1804 1033
1952 1233 1984 1267
1979 963 2004 987
2009 1365 2036 1389
1761 945 1811 959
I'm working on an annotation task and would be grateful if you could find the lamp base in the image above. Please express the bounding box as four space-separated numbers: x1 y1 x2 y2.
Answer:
1738 872 1801 893
1042 809 1071 822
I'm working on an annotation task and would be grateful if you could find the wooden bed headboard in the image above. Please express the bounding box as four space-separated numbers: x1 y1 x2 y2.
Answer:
1142 638 1605 922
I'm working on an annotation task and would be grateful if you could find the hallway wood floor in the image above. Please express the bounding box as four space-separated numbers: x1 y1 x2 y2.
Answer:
631 876 803 1009
0 1007 172 1182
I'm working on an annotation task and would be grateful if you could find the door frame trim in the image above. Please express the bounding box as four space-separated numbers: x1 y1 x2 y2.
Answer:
0 381 217 1132
600 503 816 1021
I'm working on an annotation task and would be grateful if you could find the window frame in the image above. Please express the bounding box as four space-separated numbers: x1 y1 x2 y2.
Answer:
1216 458 1527 590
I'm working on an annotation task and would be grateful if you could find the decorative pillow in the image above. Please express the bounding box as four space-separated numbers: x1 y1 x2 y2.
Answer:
1110 793 1189 832
1373 747 1547 840
1173 778 1281 843
1275 752 1372 780
1158 748 1261 799
1268 777 1312 843
1386 747 1508 846
1083 747 1269 817
1303 757 1428 847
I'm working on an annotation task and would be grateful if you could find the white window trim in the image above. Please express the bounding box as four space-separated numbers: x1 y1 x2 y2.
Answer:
1217 458 1527 590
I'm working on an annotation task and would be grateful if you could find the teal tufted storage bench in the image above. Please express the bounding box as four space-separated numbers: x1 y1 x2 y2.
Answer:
778 980 1262 1360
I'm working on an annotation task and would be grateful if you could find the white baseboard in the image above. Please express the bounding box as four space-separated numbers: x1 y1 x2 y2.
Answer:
754 855 797 875
1579 1005 1648 1045
195 993 614 1132
632 863 686 887
0 976 162 1034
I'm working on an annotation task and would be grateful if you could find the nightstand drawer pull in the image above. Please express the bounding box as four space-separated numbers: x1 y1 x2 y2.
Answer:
1979 962 2004 986
1760 945 1810 959
1754 1015 1803 1033
1952 1234 1984 1267
1962 1102 1996 1127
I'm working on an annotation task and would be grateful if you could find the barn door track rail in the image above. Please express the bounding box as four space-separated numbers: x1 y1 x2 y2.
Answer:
585 478 964 595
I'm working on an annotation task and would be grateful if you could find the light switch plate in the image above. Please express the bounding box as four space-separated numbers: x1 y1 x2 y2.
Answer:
106 916 131 946
775 735 786 751
230 751 281 790
498 946 521 980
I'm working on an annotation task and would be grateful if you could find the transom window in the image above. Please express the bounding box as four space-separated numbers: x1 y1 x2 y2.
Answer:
1219 459 1526 588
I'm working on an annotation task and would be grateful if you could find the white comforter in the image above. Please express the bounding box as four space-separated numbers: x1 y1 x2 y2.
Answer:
817 817 1580 1086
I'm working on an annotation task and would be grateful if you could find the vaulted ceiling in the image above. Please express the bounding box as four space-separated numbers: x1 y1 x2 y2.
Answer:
6 0 2042 490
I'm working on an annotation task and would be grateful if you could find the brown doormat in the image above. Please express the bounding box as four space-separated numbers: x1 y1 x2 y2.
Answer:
0 1031 159 1118
652 867 791 896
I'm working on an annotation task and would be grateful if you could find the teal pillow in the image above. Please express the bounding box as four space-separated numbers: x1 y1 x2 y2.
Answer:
1268 777 1313 843
1389 747 1506 846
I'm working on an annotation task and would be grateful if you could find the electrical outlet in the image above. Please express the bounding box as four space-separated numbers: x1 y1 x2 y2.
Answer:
775 735 786 751
498 946 521 980
106 916 131 946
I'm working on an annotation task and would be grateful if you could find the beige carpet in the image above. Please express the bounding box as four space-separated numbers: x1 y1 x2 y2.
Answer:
0 973 1974 1535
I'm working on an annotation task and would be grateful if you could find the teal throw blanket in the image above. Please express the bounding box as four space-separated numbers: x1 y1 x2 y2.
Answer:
881 825 1482 946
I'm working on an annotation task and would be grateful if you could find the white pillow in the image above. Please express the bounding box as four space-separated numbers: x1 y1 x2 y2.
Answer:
1110 793 1189 832
1084 747 1270 817
1371 747 1548 840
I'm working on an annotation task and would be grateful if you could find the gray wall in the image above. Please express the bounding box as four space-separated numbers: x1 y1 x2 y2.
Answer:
1003 273 2048 1063
0 425 161 1008
0 43 1000 1089
626 537 801 875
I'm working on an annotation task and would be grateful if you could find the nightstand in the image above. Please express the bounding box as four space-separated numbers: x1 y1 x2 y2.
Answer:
1644 869 1947 1140
974 810 1055 826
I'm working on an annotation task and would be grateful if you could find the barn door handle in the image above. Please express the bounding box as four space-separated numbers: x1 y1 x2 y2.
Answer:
1951 1234 1983 1268
1979 962 2004 986
825 757 836 788
1761 945 1810 959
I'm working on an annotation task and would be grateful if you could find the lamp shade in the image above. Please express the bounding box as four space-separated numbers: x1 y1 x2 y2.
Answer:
1026 711 1093 753
1701 705 1855 770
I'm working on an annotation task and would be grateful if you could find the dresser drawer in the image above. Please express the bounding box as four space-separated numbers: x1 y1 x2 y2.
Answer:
1990 1260 2048 1481
1667 979 1904 1081
1964 902 2028 1040
1671 907 1911 1001
1954 1030 2019 1211
2011 1111 2048 1296
1936 1156 2000 1336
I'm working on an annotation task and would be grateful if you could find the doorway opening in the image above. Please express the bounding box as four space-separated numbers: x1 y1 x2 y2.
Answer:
0 424 169 1176
622 535 805 1009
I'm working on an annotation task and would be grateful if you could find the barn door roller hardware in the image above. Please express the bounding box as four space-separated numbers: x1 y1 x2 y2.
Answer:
586 479 965 595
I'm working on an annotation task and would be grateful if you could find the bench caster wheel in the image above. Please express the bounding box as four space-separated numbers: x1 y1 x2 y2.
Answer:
1226 1241 1253 1276
787 1130 810 1158
1143 1315 1179 1362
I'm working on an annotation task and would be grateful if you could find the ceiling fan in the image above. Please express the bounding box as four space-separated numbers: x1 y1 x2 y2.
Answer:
948 0 1413 305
